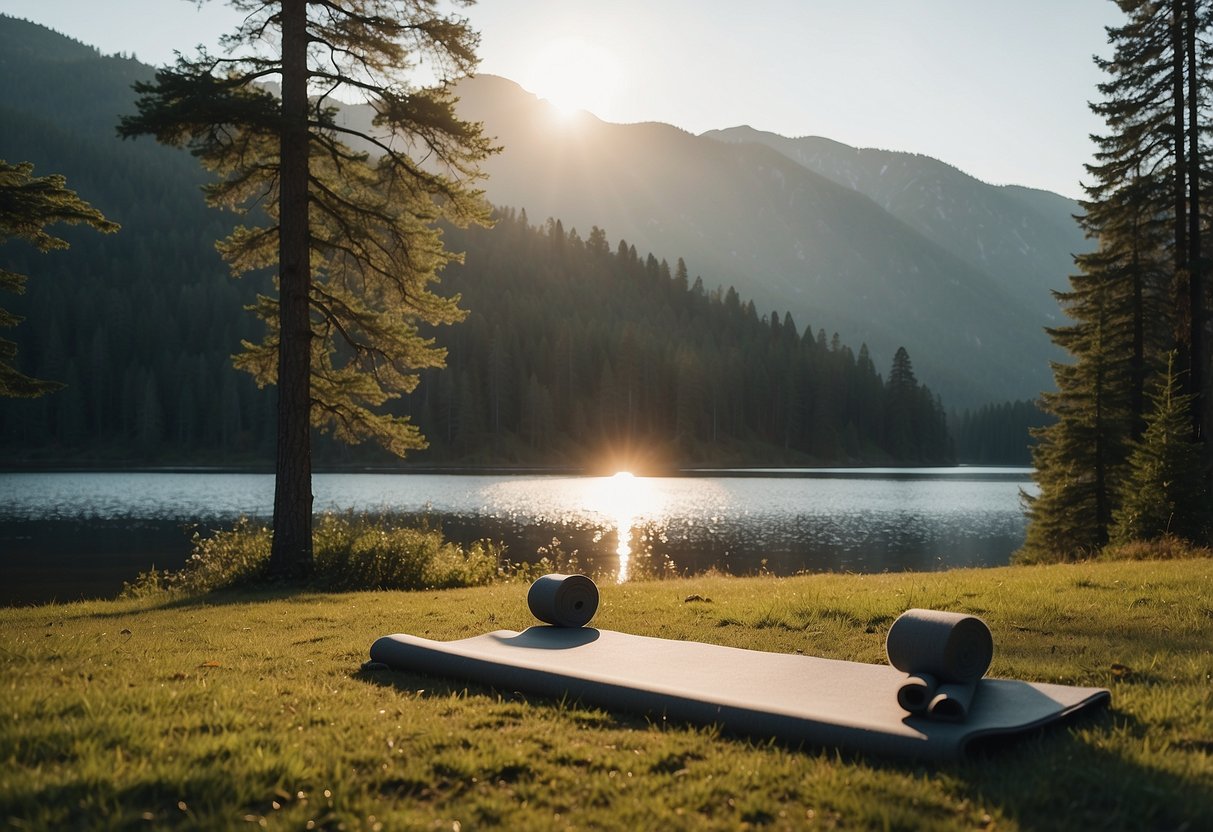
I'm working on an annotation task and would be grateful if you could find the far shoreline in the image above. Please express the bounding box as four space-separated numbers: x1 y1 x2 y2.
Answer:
0 462 1029 478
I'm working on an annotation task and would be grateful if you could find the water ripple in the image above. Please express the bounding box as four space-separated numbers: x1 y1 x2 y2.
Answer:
0 470 1037 577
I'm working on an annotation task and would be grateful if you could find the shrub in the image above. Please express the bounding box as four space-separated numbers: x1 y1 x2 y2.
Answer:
1098 533 1213 562
310 514 502 591
122 514 507 598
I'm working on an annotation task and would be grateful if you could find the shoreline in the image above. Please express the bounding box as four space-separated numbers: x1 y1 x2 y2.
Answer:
0 463 1031 478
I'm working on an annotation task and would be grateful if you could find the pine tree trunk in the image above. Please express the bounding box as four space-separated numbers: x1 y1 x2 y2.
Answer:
1172 1 1188 314
269 0 314 580
1131 204 1145 437
1184 0 1207 464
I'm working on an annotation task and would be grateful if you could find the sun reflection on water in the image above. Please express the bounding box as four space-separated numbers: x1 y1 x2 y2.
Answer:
591 471 655 583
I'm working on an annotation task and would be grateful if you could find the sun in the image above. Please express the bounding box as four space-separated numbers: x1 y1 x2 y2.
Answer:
523 36 623 120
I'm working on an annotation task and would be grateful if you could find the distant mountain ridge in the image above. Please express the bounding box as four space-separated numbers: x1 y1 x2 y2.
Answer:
702 126 1085 331
451 75 1089 407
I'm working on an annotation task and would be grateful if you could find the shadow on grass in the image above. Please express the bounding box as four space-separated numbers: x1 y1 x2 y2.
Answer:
953 708 1213 830
0 767 309 830
354 663 667 734
358 662 1211 830
41 584 397 621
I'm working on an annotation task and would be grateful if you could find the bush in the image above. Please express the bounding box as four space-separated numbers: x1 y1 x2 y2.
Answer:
310 514 502 591
122 514 509 597
1098 533 1213 562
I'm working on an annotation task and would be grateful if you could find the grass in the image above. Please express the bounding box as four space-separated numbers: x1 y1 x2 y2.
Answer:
2 559 1211 830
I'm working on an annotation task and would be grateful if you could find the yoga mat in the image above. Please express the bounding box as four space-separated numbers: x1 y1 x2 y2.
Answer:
527 574 599 627
368 626 1109 760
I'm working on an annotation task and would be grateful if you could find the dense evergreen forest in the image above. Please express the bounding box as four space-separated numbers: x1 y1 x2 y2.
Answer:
401 211 953 467
0 17 271 460
1 15 1048 468
951 401 1051 466
1 198 959 466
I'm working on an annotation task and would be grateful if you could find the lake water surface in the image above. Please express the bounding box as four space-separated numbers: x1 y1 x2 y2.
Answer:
0 469 1036 604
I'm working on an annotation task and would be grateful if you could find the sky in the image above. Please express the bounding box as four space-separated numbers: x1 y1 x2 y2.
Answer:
2 0 1121 198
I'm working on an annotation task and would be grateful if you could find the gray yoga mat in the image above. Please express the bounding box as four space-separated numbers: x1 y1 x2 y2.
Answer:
369 625 1109 759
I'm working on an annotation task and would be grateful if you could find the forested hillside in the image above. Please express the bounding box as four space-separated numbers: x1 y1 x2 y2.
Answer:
704 126 1087 336
404 211 952 467
0 16 955 467
0 16 272 460
952 400 1051 466
450 75 1072 409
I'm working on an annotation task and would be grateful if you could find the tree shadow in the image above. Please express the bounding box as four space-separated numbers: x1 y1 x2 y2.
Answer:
39 586 355 621
354 662 673 733
951 708 1213 830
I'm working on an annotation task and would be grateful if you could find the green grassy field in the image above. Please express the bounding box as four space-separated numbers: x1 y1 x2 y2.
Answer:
3 559 1211 830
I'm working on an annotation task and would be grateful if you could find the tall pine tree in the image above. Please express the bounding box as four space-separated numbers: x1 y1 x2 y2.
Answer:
1024 0 1211 559
119 1 493 578
1025 275 1134 556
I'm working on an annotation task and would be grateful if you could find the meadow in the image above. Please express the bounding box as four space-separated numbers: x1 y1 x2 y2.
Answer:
2 559 1211 830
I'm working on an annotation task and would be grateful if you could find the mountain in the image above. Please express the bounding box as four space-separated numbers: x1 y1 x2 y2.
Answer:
452 75 1088 407
701 126 1087 332
0 16 274 461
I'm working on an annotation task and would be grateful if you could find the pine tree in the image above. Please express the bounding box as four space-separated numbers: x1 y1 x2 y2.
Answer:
1185 0 1212 463
1023 0 1211 558
0 160 118 397
884 347 919 460
1024 277 1133 559
119 1 493 578
1111 353 1211 543
1084 0 1210 436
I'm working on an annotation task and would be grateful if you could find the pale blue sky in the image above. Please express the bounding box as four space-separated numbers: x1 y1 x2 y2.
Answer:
2 0 1120 198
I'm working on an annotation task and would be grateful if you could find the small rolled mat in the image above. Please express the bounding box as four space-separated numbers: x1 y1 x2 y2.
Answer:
896 672 937 713
527 573 599 627
928 681 979 722
886 609 994 719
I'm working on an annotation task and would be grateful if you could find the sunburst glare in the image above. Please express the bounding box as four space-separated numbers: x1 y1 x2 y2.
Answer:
523 36 623 121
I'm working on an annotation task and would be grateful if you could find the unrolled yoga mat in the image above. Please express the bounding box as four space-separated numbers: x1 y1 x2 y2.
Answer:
369 626 1110 760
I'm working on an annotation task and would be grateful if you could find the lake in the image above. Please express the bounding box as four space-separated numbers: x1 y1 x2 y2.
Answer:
0 468 1036 605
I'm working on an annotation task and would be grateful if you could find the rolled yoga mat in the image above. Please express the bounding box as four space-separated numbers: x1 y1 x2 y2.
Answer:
896 672 938 714
885 609 995 720
929 682 978 722
527 574 599 627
